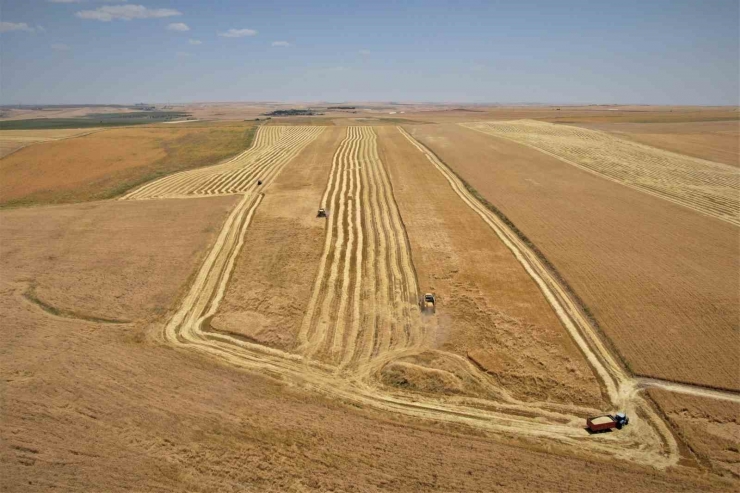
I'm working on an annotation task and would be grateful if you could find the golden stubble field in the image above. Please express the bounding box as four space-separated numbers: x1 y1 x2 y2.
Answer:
2 109 739 490
407 123 739 391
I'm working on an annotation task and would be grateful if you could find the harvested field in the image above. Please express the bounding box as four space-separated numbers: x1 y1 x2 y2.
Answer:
576 121 740 168
212 127 344 350
0 124 255 207
649 389 740 478
2 273 729 492
0 128 102 158
297 126 423 368
462 120 740 226
0 197 238 323
124 126 323 200
5 114 739 490
375 125 602 406
156 125 684 473
407 123 740 391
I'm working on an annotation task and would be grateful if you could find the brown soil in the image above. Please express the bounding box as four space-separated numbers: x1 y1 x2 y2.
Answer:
406 123 740 391
576 121 740 167
0 124 254 207
649 389 740 479
212 127 344 349
376 126 602 406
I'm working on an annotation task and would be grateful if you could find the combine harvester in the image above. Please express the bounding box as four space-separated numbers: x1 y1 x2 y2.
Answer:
586 413 630 433
421 293 436 314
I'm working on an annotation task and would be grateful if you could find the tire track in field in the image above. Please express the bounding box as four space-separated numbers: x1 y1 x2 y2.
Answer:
151 123 684 471
397 125 680 468
297 127 421 368
121 126 323 200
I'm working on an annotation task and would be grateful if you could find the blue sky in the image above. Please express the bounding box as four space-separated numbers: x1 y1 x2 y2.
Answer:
1 0 738 104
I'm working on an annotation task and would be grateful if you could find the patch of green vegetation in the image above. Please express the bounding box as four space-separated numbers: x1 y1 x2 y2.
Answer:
263 109 322 116
0 111 191 130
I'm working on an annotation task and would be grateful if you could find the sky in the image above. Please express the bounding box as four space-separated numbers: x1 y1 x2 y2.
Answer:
1 0 738 105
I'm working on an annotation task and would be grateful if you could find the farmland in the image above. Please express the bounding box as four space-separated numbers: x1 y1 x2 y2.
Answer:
576 121 740 167
2 106 739 491
462 120 739 226
0 128 103 158
0 123 255 207
406 122 739 391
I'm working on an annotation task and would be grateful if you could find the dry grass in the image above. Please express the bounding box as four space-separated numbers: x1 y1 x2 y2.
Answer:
462 120 740 226
407 123 739 391
0 123 255 207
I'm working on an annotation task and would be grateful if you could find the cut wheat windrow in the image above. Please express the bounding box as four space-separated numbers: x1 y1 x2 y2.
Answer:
121 126 324 200
462 120 740 226
297 127 422 368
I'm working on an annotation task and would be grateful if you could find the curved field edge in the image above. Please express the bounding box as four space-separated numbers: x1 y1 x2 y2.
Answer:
0 124 257 209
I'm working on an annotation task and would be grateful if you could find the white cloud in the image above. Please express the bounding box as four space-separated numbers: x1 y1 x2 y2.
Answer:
271 41 290 47
218 28 257 38
0 22 36 33
188 39 202 45
51 43 70 51
75 5 181 22
359 49 370 55
36 25 46 32
48 0 129 3
166 22 189 32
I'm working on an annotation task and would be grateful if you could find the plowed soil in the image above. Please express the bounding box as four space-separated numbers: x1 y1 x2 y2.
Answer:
0 124 254 207
406 123 740 391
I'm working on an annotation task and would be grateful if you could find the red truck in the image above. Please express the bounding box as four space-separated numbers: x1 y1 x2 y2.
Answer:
586 413 629 433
